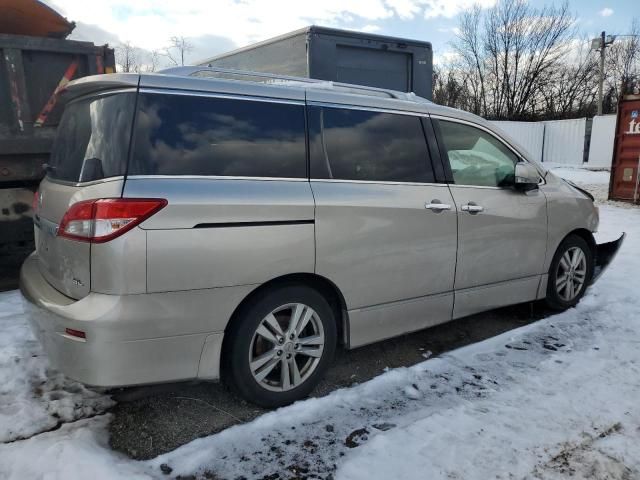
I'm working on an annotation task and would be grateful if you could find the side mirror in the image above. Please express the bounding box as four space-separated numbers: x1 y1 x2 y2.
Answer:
514 163 539 191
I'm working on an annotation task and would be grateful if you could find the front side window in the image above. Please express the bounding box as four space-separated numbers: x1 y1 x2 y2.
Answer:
437 120 518 187
308 106 434 183
129 93 306 178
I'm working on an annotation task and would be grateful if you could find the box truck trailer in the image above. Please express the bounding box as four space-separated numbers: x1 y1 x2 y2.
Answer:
199 26 433 100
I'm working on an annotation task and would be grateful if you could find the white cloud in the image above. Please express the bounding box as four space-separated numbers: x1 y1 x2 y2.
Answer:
46 0 395 58
361 24 382 33
385 0 423 20
599 7 614 17
44 0 492 64
423 0 497 19
437 26 461 35
386 0 497 20
433 50 460 66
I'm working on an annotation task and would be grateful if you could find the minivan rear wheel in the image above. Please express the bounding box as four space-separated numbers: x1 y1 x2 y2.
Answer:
545 234 593 310
224 285 337 407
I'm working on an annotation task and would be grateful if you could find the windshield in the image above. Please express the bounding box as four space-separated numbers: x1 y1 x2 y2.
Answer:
48 92 135 183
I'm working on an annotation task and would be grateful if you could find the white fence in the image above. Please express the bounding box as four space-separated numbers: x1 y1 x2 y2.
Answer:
543 118 587 165
587 115 617 168
491 121 544 163
491 115 616 168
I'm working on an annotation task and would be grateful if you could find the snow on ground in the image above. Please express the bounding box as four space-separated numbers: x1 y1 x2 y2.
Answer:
0 416 151 480
337 206 640 478
0 291 113 444
1 169 639 479
548 166 611 186
549 166 613 204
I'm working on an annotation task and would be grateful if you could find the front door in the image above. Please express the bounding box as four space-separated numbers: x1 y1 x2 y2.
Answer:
433 117 548 319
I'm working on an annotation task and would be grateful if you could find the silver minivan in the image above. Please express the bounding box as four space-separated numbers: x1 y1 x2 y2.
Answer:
20 68 623 407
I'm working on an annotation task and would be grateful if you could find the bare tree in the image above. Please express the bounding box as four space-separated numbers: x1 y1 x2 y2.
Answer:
162 36 194 66
115 41 141 73
142 50 162 72
452 0 576 120
452 5 486 115
539 39 599 119
605 18 640 102
433 65 474 110
440 9 638 119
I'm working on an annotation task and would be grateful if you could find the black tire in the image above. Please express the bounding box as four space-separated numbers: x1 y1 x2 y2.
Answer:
223 284 337 408
545 234 594 311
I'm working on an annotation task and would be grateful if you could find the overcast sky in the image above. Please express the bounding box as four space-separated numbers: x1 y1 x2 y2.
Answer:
44 0 637 66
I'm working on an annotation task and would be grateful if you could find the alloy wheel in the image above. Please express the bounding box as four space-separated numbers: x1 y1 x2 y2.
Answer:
555 246 587 302
248 303 325 392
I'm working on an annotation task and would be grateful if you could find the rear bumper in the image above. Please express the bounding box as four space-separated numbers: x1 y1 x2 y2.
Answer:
19 253 253 387
592 233 625 284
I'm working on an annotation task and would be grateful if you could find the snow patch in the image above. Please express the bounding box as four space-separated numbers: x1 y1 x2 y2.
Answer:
0 415 153 480
0 291 113 443
549 166 611 185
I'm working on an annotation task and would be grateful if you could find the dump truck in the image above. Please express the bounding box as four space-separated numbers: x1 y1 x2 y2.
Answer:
199 26 433 100
0 0 115 289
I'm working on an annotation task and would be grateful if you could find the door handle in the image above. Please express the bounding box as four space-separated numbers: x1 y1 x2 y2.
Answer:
425 200 452 212
461 203 484 213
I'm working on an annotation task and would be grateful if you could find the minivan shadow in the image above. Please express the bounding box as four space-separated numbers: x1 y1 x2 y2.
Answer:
108 301 551 460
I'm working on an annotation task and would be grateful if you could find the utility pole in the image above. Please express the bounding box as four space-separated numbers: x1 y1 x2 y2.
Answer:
591 31 616 116
598 31 605 116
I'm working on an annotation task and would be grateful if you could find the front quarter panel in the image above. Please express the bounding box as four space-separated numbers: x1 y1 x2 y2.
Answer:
542 172 599 271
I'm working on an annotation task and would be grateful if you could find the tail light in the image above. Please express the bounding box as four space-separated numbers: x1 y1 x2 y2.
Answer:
58 198 167 243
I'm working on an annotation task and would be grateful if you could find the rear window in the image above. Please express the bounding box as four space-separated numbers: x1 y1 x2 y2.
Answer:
129 93 306 178
48 92 135 183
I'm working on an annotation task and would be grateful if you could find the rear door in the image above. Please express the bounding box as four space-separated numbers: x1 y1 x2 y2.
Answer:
34 90 136 299
123 89 315 294
432 117 548 319
307 99 458 347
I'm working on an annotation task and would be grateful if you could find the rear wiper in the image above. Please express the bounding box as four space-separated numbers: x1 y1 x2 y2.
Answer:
42 163 57 174
80 157 104 182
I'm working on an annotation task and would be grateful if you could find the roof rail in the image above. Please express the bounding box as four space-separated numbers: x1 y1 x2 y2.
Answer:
157 66 431 103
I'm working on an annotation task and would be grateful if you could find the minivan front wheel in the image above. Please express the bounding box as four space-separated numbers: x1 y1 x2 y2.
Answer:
224 285 337 407
545 234 593 310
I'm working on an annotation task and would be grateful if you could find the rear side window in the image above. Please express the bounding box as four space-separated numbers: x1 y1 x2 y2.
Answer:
48 92 135 183
129 93 306 178
308 106 434 183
